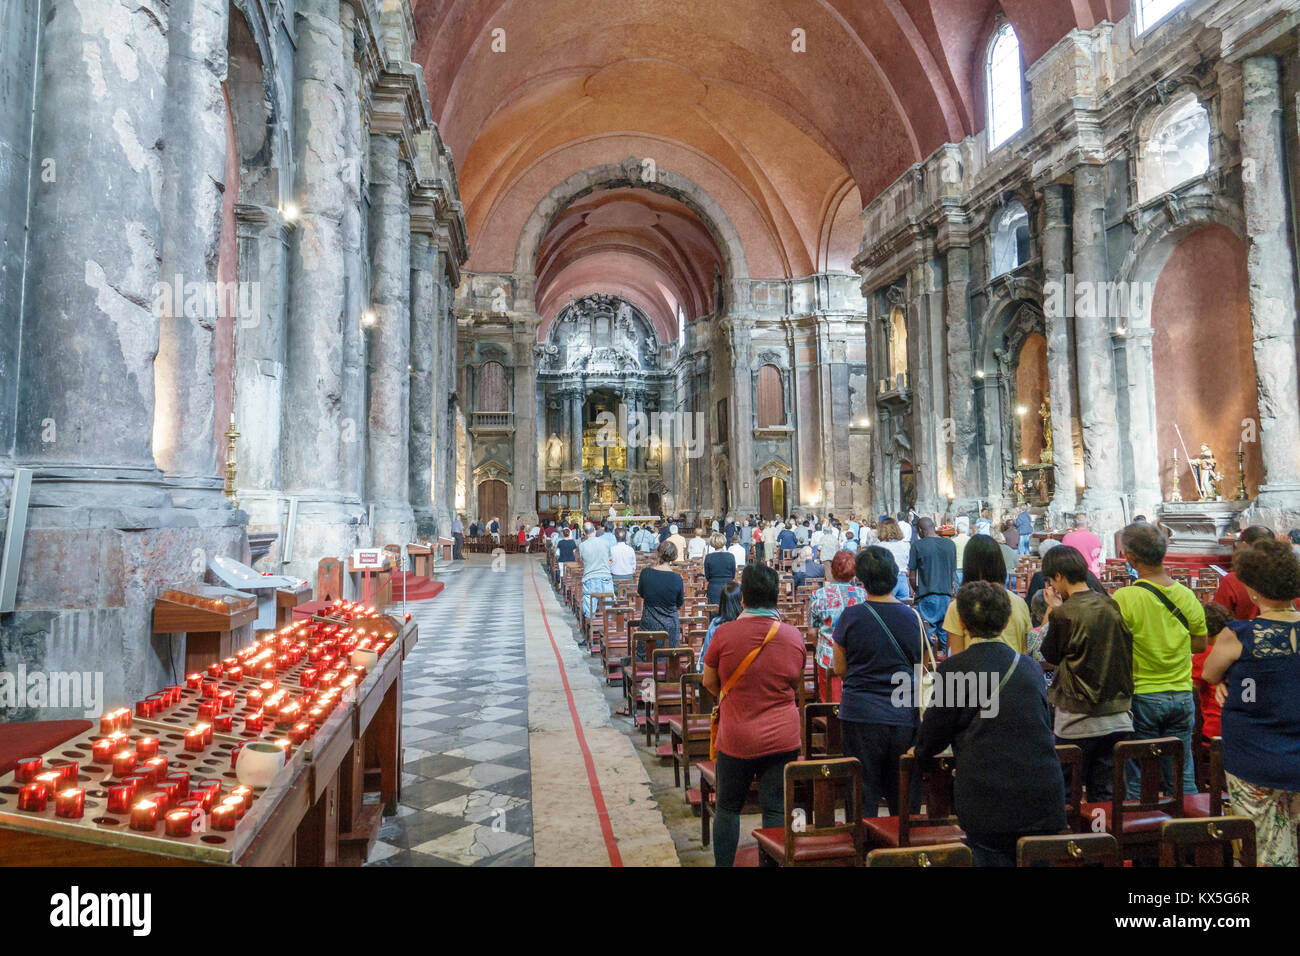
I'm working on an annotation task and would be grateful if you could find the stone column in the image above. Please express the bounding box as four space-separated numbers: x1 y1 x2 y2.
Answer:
366 134 415 546
568 388 584 471
1041 183 1080 522
943 242 978 510
154 0 228 502
337 4 366 514
1071 164 1124 527
409 233 436 537
1241 55 1300 512
512 315 540 523
726 317 757 514
281 0 362 577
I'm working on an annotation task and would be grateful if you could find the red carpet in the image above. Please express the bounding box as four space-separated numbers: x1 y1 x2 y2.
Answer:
389 572 445 602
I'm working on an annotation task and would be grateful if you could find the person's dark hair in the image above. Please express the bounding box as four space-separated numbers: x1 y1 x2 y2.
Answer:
716 581 743 623
830 550 856 582
877 518 902 542
856 546 899 596
1240 525 1276 547
615 528 627 542
1041 544 1088 585
1122 522 1167 567
917 516 936 535
956 581 1012 640
1202 601 1232 640
962 534 1006 585
740 563 780 609
1233 538 1300 602
1029 589 1047 627
657 540 678 564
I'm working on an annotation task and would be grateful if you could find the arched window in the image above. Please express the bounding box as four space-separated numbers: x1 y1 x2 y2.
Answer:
755 364 785 427
986 23 1024 150
477 361 508 411
1137 92 1210 201
1136 0 1187 33
888 307 908 385
991 201 1031 277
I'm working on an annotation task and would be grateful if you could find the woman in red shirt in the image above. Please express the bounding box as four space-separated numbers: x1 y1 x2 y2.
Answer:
1213 527 1300 618
1192 602 1231 740
702 564 806 867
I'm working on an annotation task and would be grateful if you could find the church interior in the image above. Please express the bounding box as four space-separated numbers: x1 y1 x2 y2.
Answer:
1 0 1298 890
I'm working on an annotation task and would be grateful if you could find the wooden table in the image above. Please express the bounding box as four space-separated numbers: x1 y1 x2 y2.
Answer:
0 618 417 867
276 583 313 628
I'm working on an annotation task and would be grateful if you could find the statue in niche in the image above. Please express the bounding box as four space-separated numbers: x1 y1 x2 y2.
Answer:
545 433 565 469
1193 443 1223 501
565 326 592 369
1039 399 1053 464
1012 470 1026 504
615 303 638 355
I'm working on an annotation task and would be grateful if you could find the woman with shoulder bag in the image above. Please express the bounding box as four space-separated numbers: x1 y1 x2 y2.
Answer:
703 564 807 867
831 546 931 817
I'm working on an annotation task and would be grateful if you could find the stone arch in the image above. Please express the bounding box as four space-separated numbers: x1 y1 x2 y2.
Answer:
228 0 290 206
513 159 751 289
1133 87 1213 205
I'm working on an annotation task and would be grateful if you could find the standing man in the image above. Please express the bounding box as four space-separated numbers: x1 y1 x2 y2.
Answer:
451 514 464 560
975 507 993 537
555 526 578 583
1015 504 1034 556
1040 545 1134 800
909 517 958 654
609 529 637 584
1062 512 1104 578
579 522 614 629
1113 523 1206 797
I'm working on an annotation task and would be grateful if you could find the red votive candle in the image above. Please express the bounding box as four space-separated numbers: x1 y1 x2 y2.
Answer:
123 773 151 797
136 737 159 758
134 698 156 719
229 743 244 770
243 710 264 733
14 756 42 782
290 721 312 745
165 685 183 705
91 738 117 764
195 780 220 810
222 794 246 819
55 788 85 819
210 804 237 830
226 665 243 681
51 761 79 787
206 662 223 679
99 712 119 735
107 784 135 813
307 646 322 662
165 772 190 799
184 728 204 752
115 707 133 731
18 783 48 812
214 712 233 733
35 771 63 797
154 782 180 809
274 738 291 763
200 723 213 746
130 799 159 831
198 700 219 721
112 751 138 777
164 808 194 838
143 757 169 783
201 680 219 699
246 688 264 709
299 668 318 688
186 672 202 689
217 689 235 712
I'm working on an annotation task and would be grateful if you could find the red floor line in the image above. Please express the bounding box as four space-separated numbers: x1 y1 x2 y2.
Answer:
528 562 624 867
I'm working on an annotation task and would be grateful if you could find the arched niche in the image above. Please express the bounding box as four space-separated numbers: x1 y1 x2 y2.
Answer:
1137 91 1210 203
1149 225 1260 500
990 201 1030 278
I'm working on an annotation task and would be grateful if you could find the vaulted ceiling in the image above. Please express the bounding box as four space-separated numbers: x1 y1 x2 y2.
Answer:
413 0 1127 330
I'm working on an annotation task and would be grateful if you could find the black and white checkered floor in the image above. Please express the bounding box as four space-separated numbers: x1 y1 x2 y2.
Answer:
365 558 533 866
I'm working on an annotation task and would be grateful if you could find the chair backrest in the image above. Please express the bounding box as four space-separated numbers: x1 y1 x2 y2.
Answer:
802 702 842 759
1206 736 1225 818
1111 736 1185 822
631 630 668 662
865 843 972 867
1016 833 1120 867
897 754 960 844
1056 743 1083 831
782 758 864 865
1158 816 1256 867
651 647 695 687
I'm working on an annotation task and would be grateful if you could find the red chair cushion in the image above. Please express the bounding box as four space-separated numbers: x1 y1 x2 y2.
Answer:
753 827 859 864
1079 801 1174 834
0 720 94 776
1183 793 1218 818
862 815 966 848
697 760 716 786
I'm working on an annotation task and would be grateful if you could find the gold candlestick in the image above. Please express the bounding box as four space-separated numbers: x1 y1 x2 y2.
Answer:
1236 447 1248 501
1168 448 1182 503
224 413 240 510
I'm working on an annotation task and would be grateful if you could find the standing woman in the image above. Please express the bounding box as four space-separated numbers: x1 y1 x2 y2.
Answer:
703 565 807 866
1202 538 1300 866
943 534 1032 655
809 550 868 702
876 517 913 601
699 581 742 671
703 533 737 607
637 540 685 651
831 547 923 817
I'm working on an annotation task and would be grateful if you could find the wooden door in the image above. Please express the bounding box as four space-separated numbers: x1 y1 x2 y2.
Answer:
477 479 508 525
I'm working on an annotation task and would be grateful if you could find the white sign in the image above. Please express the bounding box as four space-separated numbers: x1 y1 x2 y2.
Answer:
352 548 386 569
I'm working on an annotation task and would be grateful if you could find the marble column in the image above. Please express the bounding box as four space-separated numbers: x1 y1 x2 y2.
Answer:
337 4 366 514
568 388 584 471
726 317 757 514
155 0 228 502
1041 183 1080 521
1071 164 1124 525
1241 55 1300 511
943 243 978 509
282 0 362 577
409 233 436 537
512 316 540 523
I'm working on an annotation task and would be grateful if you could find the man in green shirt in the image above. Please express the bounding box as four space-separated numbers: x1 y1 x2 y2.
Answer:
1113 523 1207 798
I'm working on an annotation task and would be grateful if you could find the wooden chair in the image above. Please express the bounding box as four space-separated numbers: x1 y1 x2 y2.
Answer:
1057 743 1083 833
1079 737 1185 862
621 631 667 719
585 591 615 648
668 674 714 791
1158 816 1256 867
647 647 695 750
1185 737 1226 818
862 754 966 849
802 701 842 759
753 758 865 867
601 605 632 683
865 843 972 867
1016 833 1120 867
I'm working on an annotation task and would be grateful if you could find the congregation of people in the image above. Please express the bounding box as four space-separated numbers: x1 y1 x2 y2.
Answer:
537 506 1300 867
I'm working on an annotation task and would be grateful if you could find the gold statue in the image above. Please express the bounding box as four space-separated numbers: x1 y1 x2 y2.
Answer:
1039 399 1053 464
1012 470 1026 504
